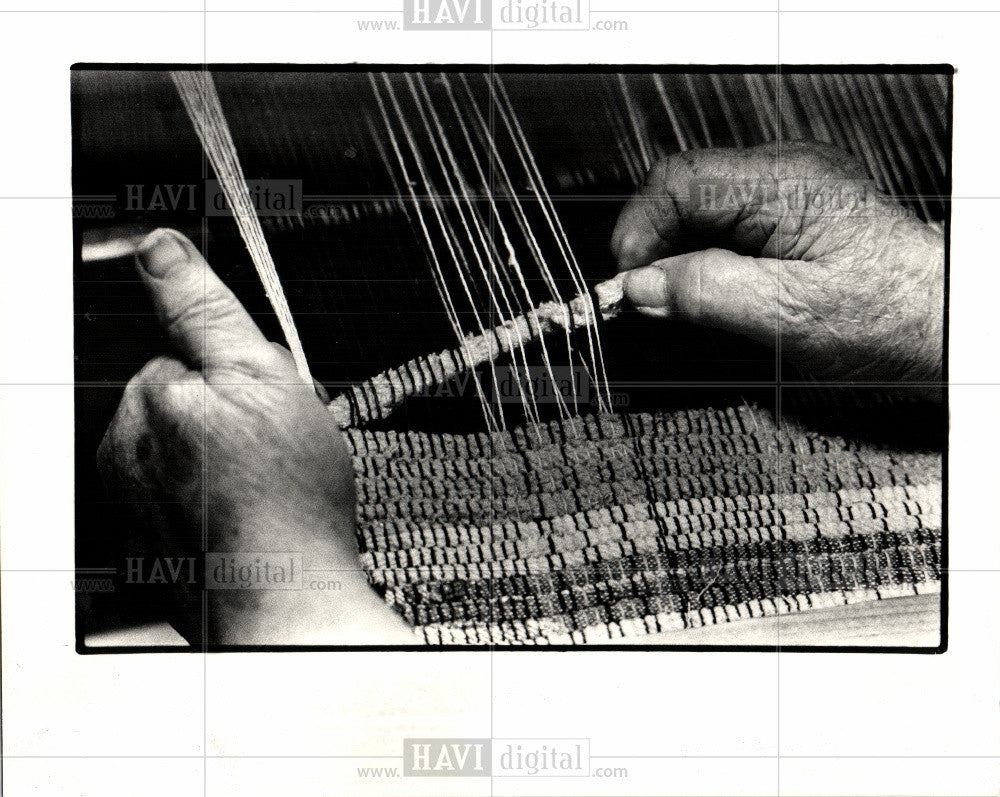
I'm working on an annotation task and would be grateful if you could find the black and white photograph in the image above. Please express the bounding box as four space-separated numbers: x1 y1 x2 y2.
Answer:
4 5 1000 797
74 66 948 649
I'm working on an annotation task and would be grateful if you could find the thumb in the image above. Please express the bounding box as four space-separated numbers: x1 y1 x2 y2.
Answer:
134 228 270 370
623 248 793 348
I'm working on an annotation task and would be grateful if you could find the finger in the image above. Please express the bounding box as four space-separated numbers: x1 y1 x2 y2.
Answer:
266 341 329 400
611 142 870 271
97 355 192 493
135 228 269 370
97 353 204 644
612 145 782 271
623 248 808 350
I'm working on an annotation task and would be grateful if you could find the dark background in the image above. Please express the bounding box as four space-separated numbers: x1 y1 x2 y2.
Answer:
73 66 950 640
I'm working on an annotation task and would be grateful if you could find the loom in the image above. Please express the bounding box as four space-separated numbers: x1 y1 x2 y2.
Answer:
73 67 948 646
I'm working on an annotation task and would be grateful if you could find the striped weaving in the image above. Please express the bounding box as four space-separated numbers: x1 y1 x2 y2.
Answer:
346 403 941 644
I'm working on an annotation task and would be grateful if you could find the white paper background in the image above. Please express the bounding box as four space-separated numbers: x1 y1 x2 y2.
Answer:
1 2 998 795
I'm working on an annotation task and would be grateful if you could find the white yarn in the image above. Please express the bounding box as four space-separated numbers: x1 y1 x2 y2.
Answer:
170 70 313 385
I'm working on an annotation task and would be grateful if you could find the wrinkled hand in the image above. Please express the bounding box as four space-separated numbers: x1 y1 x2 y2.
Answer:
98 229 412 644
612 142 944 395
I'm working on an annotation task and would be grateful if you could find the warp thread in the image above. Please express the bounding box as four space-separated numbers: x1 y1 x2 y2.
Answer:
170 69 313 385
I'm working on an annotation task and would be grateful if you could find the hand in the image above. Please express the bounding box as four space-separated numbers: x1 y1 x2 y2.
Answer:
98 228 413 645
612 142 944 396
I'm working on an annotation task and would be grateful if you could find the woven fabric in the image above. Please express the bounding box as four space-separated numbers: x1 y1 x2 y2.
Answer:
347 404 942 644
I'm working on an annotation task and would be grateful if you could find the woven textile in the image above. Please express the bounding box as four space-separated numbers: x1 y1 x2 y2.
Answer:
347 404 942 644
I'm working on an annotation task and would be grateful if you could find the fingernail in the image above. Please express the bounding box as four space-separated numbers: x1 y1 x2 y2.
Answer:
135 228 188 278
624 265 668 310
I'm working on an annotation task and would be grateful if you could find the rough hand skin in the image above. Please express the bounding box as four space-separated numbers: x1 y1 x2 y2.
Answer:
97 142 945 645
97 229 414 644
613 142 944 396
